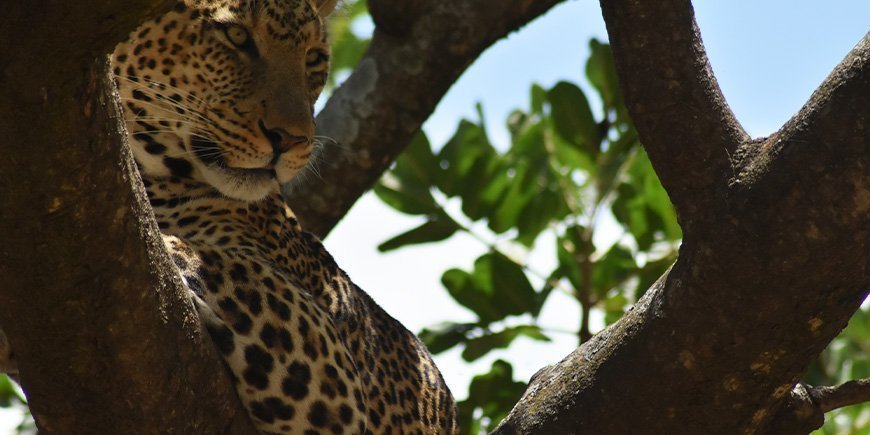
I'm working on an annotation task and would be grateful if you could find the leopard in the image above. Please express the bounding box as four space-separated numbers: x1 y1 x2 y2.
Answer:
4 0 459 433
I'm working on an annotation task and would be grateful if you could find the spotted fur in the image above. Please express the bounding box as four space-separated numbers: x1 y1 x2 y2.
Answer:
112 1 458 433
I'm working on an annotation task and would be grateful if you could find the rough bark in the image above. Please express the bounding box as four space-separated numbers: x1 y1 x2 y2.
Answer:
493 1 869 434
0 2 256 433
284 0 567 237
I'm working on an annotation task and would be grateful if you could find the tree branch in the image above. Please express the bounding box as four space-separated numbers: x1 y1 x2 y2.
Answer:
0 2 256 432
768 379 870 433
284 0 567 237
813 378 870 413
493 6 869 434
731 34 869 196
599 0 748 228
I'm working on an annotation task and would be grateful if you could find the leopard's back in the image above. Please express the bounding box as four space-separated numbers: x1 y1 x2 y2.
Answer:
153 180 457 434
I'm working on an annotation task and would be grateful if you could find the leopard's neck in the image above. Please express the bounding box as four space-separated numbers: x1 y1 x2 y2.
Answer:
141 170 352 317
140 172 301 236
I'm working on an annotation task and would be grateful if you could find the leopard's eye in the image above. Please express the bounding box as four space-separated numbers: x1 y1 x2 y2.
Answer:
305 49 328 68
224 25 250 48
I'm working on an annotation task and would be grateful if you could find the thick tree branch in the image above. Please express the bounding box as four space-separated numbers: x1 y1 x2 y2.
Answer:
494 7 868 435
285 0 567 237
599 0 748 228
0 2 255 433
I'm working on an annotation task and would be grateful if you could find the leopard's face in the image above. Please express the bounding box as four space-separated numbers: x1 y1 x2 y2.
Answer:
114 0 335 201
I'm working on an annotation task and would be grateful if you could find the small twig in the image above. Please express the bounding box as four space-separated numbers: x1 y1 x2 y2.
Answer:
768 379 870 433
809 378 870 413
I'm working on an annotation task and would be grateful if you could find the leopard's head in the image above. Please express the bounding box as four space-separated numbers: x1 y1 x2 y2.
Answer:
113 0 336 201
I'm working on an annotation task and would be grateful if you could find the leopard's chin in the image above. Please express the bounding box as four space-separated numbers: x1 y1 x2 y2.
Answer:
200 165 278 202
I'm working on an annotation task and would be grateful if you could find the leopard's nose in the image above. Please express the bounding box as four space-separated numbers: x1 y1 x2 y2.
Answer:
259 121 309 155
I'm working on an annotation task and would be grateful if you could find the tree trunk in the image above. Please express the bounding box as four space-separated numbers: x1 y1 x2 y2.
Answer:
0 2 256 433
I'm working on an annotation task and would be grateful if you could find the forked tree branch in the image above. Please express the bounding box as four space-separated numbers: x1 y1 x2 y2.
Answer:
599 0 748 229
285 0 568 237
494 3 868 434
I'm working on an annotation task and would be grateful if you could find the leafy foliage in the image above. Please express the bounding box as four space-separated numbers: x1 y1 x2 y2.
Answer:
0 375 24 408
375 39 683 432
456 360 527 433
374 38 869 434
0 374 33 432
325 0 371 90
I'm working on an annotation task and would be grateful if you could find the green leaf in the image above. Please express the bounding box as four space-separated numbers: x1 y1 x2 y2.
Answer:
509 115 547 163
330 30 369 77
441 268 502 323
326 1 370 86
556 226 592 292
488 163 538 234
377 215 460 252
0 374 24 408
374 173 437 215
418 322 476 354
475 102 488 135
592 244 636 297
586 39 621 110
462 325 550 361
611 148 681 249
552 132 596 175
458 360 527 433
594 128 638 202
515 187 563 247
437 120 494 197
392 131 442 188
603 293 629 325
436 119 514 223
547 81 600 155
480 253 537 318
459 155 508 221
530 84 546 115
630 150 681 241
441 253 537 324
375 132 442 216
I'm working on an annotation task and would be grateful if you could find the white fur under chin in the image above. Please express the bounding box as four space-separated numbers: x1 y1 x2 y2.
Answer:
200 166 277 202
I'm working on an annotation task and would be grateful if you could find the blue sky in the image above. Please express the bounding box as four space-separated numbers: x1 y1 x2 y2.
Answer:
326 0 870 401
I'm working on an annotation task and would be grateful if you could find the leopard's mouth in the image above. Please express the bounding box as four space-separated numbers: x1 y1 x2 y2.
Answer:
191 136 277 179
190 136 279 201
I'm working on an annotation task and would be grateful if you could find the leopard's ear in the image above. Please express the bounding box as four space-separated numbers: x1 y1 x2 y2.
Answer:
315 0 338 17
